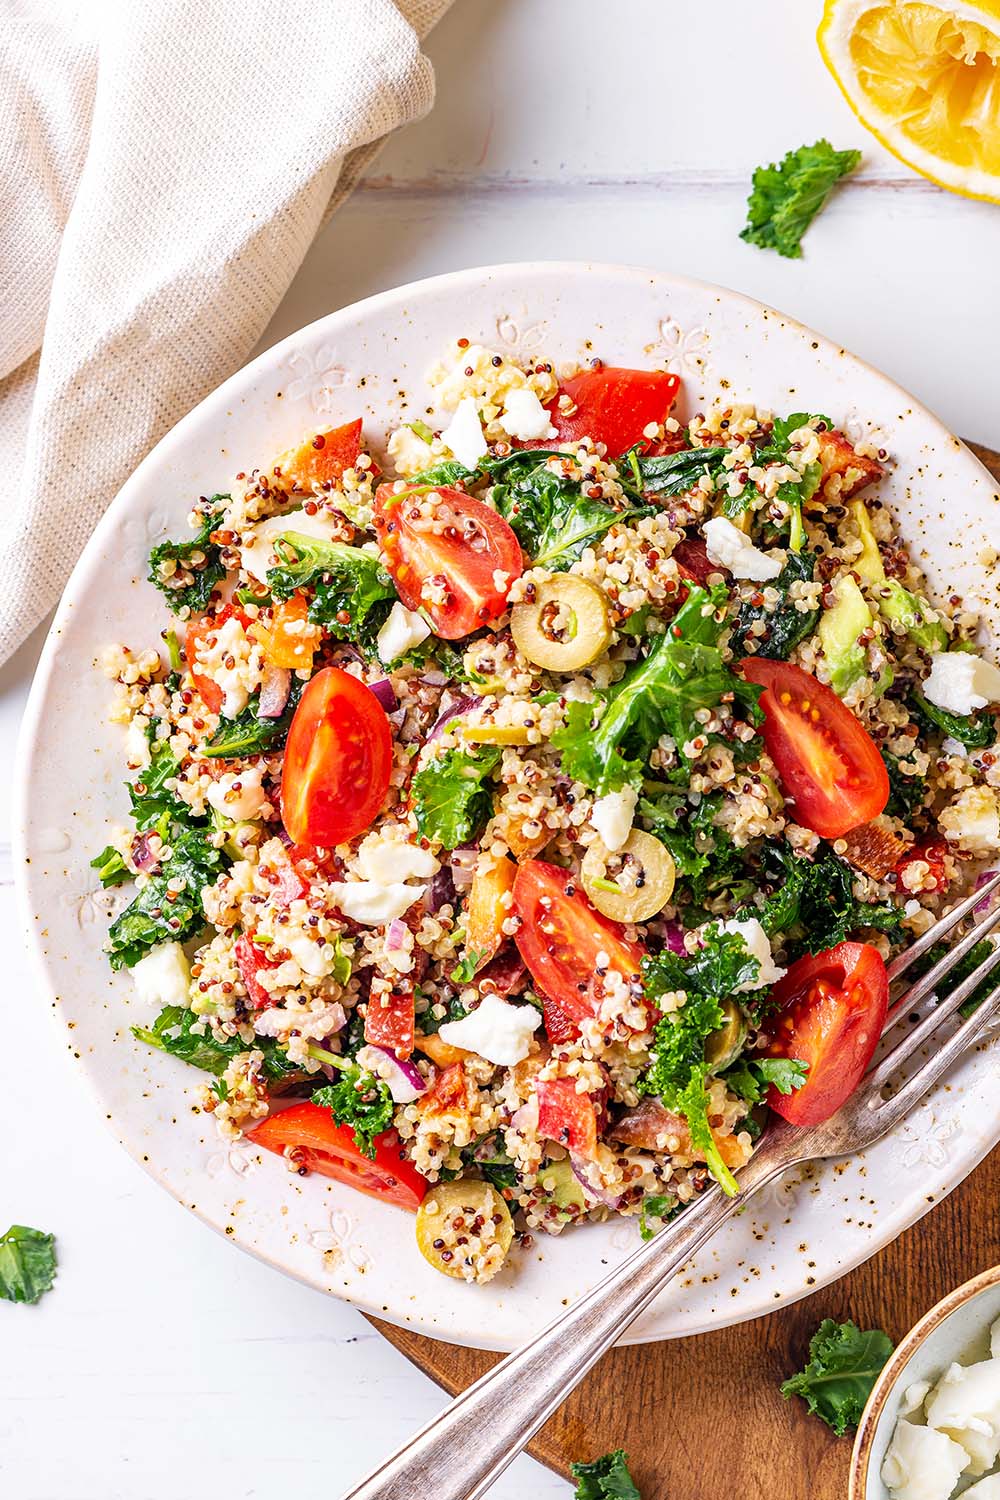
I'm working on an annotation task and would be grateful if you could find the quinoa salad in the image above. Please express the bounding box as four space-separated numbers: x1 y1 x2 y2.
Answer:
94 342 1000 1286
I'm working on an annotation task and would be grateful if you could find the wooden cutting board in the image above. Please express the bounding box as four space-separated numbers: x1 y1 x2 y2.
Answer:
368 439 1000 1500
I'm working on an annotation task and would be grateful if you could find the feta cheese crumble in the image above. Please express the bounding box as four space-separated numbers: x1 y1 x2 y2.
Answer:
441 396 489 470
328 881 425 926
131 942 191 1009
438 991 541 1066
498 387 556 442
590 786 638 852
713 918 786 990
704 515 783 582
376 601 431 664
206 766 268 823
923 651 1000 717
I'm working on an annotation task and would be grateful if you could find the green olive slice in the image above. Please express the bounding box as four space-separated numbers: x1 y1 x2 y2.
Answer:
704 999 748 1070
511 575 611 672
580 829 675 922
415 1180 514 1283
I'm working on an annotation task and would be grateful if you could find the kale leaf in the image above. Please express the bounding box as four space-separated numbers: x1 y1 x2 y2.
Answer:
911 936 998 1019
552 586 761 794
740 841 904 951
639 926 759 1195
412 745 502 849
723 1056 808 1104
635 446 729 498
312 1070 394 1160
639 791 751 906
267 533 396 650
202 679 304 759
90 844 131 888
132 1005 301 1083
741 140 861 260
781 1319 893 1436
0 1225 57 1305
492 458 647 570
912 691 995 749
127 740 191 830
882 749 927 820
638 1192 678 1241
571 1448 641 1500
730 551 820 660
107 822 226 969
147 497 228 614
723 416 826 550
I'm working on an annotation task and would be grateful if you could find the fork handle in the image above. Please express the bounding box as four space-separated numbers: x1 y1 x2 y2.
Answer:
341 1165 774 1500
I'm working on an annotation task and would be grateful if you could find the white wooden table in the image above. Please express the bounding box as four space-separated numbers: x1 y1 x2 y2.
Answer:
3 4 999 1496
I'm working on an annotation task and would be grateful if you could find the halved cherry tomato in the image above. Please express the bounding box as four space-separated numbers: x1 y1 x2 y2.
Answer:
374 483 523 639
251 595 322 670
513 860 646 1032
674 537 727 585
235 933 277 1010
364 984 416 1059
184 604 251 715
895 839 950 896
527 367 680 457
740 659 889 839
248 1103 427 1211
535 1076 599 1158
764 942 888 1126
272 417 364 492
280 666 391 847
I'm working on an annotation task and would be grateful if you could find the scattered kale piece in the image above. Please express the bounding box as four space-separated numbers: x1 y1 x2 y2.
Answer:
0 1226 57 1306
418 993 469 1036
740 841 904 952
639 926 759 1195
492 456 650 569
882 749 927 820
127 741 191 830
634 446 729 498
90 845 131 888
730 551 820 659
395 636 469 680
407 459 477 487
911 936 998 1019
571 1448 642 1500
781 1319 893 1436
412 745 502 849
132 1005 300 1083
147 496 228 614
723 1057 808 1104
741 140 861 260
911 691 995 749
638 1193 679 1241
640 792 752 908
723 414 827 550
553 586 762 795
267 533 396 651
312 1070 394 1160
107 822 226 969
202 679 304 759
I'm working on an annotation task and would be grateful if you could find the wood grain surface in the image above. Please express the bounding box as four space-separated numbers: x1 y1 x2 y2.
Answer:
367 437 1000 1500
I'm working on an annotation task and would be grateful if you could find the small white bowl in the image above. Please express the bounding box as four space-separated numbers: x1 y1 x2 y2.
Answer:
851 1265 1000 1498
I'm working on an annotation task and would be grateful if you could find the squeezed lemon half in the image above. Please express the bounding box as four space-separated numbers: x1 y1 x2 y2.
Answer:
818 0 1000 202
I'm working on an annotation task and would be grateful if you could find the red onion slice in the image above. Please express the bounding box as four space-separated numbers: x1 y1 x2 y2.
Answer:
258 664 292 718
130 831 160 873
662 920 688 955
427 694 482 743
386 917 408 951
450 843 479 891
569 1154 623 1210
357 1044 426 1103
975 869 1000 913
369 677 398 713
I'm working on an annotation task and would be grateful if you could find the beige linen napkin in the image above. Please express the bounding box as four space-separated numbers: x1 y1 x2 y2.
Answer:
0 0 451 662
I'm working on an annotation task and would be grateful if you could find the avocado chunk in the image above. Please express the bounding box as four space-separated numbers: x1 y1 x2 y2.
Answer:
851 500 947 653
535 1157 588 1219
818 573 872 696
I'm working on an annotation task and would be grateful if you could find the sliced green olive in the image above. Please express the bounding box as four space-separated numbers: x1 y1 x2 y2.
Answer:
580 829 675 922
511 575 611 672
415 1179 513 1283
704 999 748 1070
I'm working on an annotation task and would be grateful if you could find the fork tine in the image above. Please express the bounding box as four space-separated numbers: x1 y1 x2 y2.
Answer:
867 975 1000 1133
882 897 1000 1034
886 869 1000 985
867 939 1000 1095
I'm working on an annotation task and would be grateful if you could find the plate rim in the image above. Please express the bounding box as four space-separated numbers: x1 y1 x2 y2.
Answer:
12 258 999 1349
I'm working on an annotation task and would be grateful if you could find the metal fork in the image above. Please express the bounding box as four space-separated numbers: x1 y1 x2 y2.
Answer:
343 872 1000 1500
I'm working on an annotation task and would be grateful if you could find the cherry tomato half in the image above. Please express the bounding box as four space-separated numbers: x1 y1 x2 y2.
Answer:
184 604 250 716
280 666 392 847
740 659 889 839
249 1103 427 1211
374 483 523 639
764 942 888 1126
512 860 646 1032
531 367 681 457
535 1077 599 1159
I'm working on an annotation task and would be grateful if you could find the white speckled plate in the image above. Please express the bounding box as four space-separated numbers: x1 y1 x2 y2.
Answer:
13 262 1000 1351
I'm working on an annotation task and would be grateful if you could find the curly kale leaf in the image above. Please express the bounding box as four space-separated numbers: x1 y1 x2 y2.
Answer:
312 1071 394 1160
911 691 996 749
147 497 228 614
634 446 729 498
552 586 761 795
107 822 225 969
0 1225 57 1306
267 533 396 650
132 1005 299 1083
492 458 649 570
882 749 928 819
202 679 304 759
741 139 861 260
412 745 502 850
723 1056 808 1104
739 842 904 951
730 551 820 659
571 1449 642 1500
639 792 750 906
781 1319 893 1436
